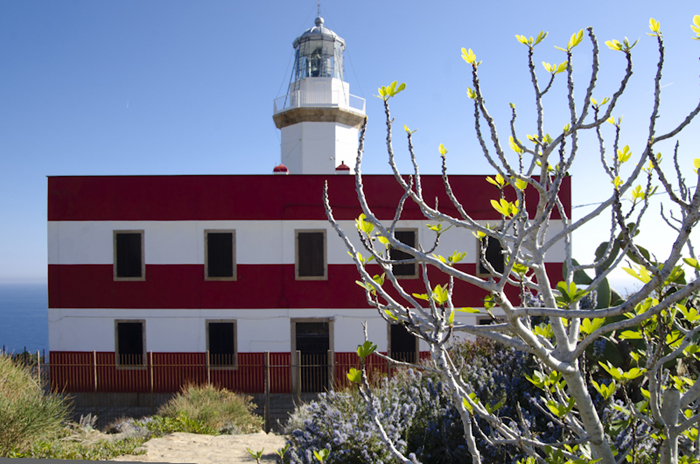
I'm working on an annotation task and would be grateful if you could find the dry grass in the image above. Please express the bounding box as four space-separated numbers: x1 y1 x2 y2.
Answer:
157 383 263 434
0 355 69 455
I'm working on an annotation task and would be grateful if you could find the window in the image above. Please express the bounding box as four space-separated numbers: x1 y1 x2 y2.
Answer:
115 320 145 366
207 321 237 368
296 230 326 280
477 236 504 276
389 229 418 278
389 322 417 363
205 231 236 280
114 230 144 280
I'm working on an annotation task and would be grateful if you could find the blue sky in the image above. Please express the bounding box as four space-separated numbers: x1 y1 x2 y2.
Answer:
1 1 699 288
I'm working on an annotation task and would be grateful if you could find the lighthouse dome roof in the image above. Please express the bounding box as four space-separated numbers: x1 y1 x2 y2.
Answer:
293 16 345 48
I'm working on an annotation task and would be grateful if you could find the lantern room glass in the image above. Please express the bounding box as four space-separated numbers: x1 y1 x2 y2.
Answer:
293 38 344 82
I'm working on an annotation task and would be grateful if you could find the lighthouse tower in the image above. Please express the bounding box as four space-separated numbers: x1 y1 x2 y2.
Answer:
272 15 366 174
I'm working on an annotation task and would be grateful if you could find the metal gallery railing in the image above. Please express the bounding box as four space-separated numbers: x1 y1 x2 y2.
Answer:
273 90 366 114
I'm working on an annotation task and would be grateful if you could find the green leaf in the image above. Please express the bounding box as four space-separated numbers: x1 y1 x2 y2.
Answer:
432 284 449 305
357 340 377 360
617 145 631 163
591 380 616 400
512 177 528 191
274 444 290 458
438 143 448 156
525 370 547 389
535 31 548 45
605 39 623 51
486 397 506 414
314 449 330 463
568 29 584 49
622 265 652 283
355 213 374 235
546 397 576 418
486 173 506 188
461 47 477 64
580 318 605 335
599 361 624 381
412 292 429 301
684 257 700 272
346 367 361 383
679 304 700 323
457 307 481 313
491 198 518 217
448 308 455 325
509 136 524 154
619 330 642 340
649 18 660 33
372 273 385 287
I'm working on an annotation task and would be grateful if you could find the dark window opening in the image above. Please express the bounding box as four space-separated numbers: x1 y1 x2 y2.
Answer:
297 231 325 278
390 230 416 277
295 322 330 392
115 232 143 278
206 232 234 279
478 236 505 275
117 321 144 366
208 322 236 367
390 323 417 364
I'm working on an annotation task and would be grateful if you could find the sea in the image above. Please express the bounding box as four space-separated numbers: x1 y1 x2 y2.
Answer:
0 284 48 355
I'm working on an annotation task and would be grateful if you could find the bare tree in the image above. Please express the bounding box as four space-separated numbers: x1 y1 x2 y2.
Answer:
324 17 700 464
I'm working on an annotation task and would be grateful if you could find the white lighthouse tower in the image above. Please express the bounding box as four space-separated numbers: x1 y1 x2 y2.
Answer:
272 14 365 174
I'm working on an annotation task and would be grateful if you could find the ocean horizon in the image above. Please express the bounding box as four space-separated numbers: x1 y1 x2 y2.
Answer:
0 283 48 355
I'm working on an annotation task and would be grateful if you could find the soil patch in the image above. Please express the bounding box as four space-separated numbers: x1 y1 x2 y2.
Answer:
112 432 288 464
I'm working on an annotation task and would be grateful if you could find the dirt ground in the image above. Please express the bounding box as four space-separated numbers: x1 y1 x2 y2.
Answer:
112 431 289 464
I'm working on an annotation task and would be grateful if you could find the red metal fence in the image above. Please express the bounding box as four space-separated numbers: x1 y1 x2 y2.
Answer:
49 351 431 394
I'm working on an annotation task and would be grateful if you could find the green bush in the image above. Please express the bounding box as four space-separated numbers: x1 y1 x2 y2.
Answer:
156 383 263 434
0 355 69 456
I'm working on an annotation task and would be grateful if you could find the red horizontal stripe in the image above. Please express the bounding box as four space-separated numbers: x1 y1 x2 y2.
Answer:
49 351 428 393
48 175 571 221
48 263 563 309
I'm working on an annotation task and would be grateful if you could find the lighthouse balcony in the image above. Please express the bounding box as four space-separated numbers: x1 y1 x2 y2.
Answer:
273 90 365 115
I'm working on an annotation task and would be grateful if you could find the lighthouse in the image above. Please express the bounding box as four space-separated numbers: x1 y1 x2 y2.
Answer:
272 15 366 174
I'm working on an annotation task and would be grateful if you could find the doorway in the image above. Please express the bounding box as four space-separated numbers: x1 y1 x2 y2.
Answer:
293 320 331 392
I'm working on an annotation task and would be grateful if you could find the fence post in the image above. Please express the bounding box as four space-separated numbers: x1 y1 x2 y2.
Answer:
264 351 271 433
93 351 98 418
206 350 210 386
93 351 98 392
149 352 154 415
36 350 41 386
295 350 301 405
327 349 334 392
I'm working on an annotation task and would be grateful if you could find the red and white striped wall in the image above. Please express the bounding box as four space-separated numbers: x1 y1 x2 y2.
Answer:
48 175 570 390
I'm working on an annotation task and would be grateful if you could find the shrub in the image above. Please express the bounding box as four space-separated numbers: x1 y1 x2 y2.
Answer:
285 340 556 464
285 372 419 464
157 383 263 434
0 355 69 456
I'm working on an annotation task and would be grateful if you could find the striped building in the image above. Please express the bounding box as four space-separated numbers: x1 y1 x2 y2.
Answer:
46 16 570 394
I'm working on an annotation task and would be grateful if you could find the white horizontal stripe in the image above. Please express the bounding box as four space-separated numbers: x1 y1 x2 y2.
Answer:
49 307 468 352
48 220 567 265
